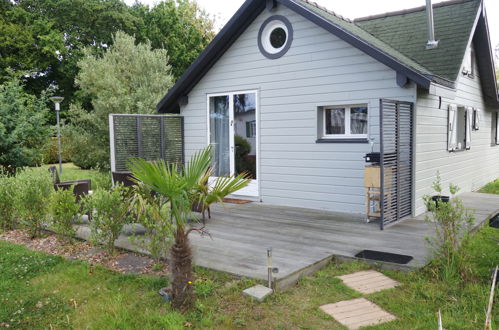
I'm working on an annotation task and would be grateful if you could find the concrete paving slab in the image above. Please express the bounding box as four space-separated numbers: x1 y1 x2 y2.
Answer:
338 270 399 294
320 297 396 329
242 285 273 302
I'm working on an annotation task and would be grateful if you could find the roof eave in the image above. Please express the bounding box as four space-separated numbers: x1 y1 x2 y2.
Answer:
473 6 499 107
281 0 432 89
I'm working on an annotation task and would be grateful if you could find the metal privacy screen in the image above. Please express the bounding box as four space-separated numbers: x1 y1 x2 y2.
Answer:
109 114 184 172
379 99 414 230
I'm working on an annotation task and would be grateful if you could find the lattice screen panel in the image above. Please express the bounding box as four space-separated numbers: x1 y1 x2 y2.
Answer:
109 114 184 172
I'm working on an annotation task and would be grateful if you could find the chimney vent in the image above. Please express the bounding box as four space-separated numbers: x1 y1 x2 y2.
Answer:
426 0 439 49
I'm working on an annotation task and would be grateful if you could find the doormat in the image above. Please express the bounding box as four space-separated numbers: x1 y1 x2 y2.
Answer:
355 250 413 265
490 213 499 228
222 198 253 204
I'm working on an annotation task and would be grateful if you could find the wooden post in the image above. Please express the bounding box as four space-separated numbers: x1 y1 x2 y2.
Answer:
485 266 498 330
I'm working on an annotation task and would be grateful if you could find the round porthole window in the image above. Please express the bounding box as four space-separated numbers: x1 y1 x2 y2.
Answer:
258 15 293 59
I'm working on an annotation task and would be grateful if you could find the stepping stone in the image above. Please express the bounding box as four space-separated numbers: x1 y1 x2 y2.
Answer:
320 298 396 329
337 270 399 294
242 285 273 302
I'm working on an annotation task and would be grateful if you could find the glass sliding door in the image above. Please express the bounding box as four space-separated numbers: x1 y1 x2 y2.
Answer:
208 91 258 197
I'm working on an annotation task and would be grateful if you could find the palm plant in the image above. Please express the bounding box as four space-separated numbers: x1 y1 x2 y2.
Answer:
128 146 249 311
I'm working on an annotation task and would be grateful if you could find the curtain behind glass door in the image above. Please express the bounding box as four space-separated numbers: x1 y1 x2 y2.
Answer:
209 96 230 176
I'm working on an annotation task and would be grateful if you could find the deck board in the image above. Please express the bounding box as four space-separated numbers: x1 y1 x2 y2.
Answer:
190 192 499 287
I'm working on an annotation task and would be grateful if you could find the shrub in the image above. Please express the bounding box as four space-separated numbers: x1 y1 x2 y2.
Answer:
49 187 80 243
84 185 130 254
129 183 172 263
40 137 72 165
0 173 17 230
423 174 474 279
15 168 54 238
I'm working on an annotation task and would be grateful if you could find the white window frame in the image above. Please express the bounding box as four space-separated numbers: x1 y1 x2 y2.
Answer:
448 104 472 151
322 105 369 139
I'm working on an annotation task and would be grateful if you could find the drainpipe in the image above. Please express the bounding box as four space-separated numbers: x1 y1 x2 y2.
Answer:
426 0 439 49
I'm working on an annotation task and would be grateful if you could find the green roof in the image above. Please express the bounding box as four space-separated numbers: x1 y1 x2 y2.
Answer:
294 0 481 83
355 0 480 81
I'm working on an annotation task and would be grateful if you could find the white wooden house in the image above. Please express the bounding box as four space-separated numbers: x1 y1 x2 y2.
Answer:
156 0 499 226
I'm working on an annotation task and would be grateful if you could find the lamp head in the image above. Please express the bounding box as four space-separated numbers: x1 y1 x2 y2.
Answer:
49 96 64 111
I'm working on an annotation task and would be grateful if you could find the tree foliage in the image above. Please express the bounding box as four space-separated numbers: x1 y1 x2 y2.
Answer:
0 73 51 168
131 0 215 79
0 0 214 108
66 31 174 169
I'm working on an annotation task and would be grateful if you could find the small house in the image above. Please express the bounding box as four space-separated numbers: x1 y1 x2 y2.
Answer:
156 0 499 227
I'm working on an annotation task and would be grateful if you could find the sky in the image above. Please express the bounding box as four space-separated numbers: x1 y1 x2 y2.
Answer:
125 0 499 56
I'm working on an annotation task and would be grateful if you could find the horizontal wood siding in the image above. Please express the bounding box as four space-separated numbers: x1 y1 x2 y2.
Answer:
414 45 499 215
181 4 416 214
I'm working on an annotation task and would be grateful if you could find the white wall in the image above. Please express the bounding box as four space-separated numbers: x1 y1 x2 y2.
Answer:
181 4 417 213
414 44 499 215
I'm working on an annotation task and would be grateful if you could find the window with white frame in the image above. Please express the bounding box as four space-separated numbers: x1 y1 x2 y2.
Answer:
322 105 368 139
462 45 475 78
448 104 472 151
246 120 256 138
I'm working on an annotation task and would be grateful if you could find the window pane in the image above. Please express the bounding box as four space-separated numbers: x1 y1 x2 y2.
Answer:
209 96 230 176
325 108 345 134
234 93 257 179
350 106 368 134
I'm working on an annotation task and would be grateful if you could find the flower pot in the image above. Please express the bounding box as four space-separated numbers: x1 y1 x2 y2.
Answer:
431 195 450 209
158 287 172 302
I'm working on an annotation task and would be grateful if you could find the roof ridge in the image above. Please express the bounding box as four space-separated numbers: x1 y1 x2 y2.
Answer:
297 0 352 23
354 0 478 22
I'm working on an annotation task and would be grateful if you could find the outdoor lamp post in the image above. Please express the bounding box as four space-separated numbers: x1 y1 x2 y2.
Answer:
50 96 64 174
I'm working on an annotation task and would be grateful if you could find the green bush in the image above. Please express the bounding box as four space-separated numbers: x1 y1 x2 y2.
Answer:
129 183 172 262
0 173 17 230
423 173 474 280
84 185 130 254
40 137 72 165
49 187 80 243
15 168 54 238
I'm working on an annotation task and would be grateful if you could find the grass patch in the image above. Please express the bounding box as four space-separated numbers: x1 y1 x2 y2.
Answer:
1 227 498 329
39 163 111 190
479 179 499 195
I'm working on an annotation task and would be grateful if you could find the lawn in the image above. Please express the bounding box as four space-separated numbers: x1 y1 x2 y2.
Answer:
1 227 497 329
40 163 112 190
479 179 499 195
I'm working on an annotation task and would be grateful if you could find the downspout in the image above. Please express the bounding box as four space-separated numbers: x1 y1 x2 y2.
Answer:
426 0 439 49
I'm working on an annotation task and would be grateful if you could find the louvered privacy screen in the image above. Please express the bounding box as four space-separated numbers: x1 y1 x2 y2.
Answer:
109 114 184 172
379 99 413 230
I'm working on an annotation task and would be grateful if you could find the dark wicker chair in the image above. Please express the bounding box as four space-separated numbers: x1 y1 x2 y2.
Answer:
48 166 91 202
112 171 137 187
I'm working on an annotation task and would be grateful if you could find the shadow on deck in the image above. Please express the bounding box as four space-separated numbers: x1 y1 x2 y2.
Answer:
190 192 499 289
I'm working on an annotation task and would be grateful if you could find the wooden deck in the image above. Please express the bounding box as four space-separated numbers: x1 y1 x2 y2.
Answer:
189 192 499 288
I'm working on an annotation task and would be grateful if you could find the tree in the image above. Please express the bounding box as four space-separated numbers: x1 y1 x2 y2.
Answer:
130 0 215 79
1 0 214 110
1 0 139 107
0 73 51 169
65 31 174 169
128 146 249 311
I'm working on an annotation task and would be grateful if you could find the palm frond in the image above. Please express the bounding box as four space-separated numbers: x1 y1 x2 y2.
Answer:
205 173 250 205
184 146 213 188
